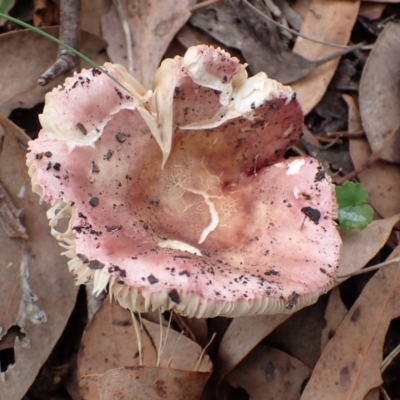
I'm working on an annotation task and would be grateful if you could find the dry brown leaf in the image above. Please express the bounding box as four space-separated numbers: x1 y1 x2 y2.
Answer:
358 3 386 20
364 387 380 400
215 314 290 385
349 138 400 218
81 0 112 36
0 27 109 117
78 300 212 400
320 287 347 350
359 22 400 163
101 0 195 89
84 365 211 400
291 0 360 114
267 298 327 369
338 215 400 278
0 115 78 399
344 94 400 218
300 258 400 399
33 0 59 27
226 345 311 400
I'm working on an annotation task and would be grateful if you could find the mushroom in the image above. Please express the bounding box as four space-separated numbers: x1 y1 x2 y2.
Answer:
27 45 341 318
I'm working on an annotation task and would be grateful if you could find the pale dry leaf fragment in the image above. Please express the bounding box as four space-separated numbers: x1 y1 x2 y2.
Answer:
337 214 400 278
359 22 400 163
0 27 109 117
226 345 311 400
320 287 347 350
300 256 400 400
291 0 360 114
81 0 112 36
101 0 196 89
84 365 211 400
78 301 212 400
0 115 78 399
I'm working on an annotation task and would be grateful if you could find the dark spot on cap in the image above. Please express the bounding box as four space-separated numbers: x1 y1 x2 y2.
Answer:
320 268 326 274
301 207 321 224
88 259 105 270
106 225 122 232
143 223 149 230
179 270 190 277
76 122 88 135
168 289 180 304
53 162 61 171
147 274 159 284
46 162 52 170
104 150 114 160
77 253 89 264
291 92 297 100
91 162 100 173
201 249 210 257
250 102 255 109
116 132 127 142
264 270 280 276
89 197 99 207
314 170 325 182
35 153 43 160
44 151 52 158
92 68 102 76
285 291 299 310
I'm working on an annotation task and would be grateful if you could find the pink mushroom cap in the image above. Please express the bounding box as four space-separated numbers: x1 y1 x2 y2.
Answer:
27 45 341 318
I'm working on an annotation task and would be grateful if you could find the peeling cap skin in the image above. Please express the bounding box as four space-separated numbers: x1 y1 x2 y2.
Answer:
27 45 341 318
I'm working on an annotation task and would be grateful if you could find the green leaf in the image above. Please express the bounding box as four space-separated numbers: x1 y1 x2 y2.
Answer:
335 181 369 208
335 181 374 229
338 204 374 230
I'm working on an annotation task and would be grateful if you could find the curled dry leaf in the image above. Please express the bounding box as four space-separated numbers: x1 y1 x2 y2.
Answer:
344 94 400 218
300 256 400 400
0 27 109 117
226 345 311 400
359 22 400 163
101 0 195 89
78 300 212 400
84 365 211 400
0 115 78 399
291 0 360 114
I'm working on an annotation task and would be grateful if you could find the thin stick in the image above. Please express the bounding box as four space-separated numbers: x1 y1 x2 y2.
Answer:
194 332 216 371
328 130 365 138
190 0 221 12
157 308 163 367
243 0 361 50
167 331 184 368
131 311 143 366
334 120 400 185
38 0 80 85
337 256 400 279
113 0 134 75
159 312 173 366
381 342 400 373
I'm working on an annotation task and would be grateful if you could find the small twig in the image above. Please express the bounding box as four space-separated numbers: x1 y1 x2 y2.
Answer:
38 0 81 85
321 136 341 150
167 331 184 368
337 256 400 280
334 120 400 185
328 130 365 138
243 0 362 50
381 342 400 373
190 0 221 12
113 0 134 75
194 332 216 371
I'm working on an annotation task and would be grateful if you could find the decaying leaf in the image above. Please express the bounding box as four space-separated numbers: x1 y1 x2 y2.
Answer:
215 314 290 385
320 287 347 350
301 256 400 399
0 27 109 117
291 0 360 114
226 345 311 400
338 214 400 278
0 115 78 399
190 0 355 85
0 180 28 239
78 300 212 400
81 0 112 36
84 365 211 400
101 0 195 89
359 22 400 163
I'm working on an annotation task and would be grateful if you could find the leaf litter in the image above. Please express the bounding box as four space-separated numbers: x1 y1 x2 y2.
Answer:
1 0 400 399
